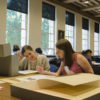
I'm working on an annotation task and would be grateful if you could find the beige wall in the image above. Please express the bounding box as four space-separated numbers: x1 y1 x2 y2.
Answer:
29 0 42 49
76 13 82 52
0 0 7 44
56 5 66 40
90 19 94 53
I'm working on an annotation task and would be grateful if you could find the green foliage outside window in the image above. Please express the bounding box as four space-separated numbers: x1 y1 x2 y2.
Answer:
6 10 22 49
42 19 49 49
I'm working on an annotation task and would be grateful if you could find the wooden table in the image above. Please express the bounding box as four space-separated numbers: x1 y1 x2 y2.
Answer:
0 73 37 100
0 83 21 100
0 73 100 100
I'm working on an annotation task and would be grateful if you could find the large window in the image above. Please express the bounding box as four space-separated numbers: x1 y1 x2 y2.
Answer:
42 2 56 55
82 18 89 50
65 11 75 49
6 0 28 50
94 23 100 55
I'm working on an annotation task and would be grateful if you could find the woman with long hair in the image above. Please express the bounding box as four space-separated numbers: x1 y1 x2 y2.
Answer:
38 39 94 76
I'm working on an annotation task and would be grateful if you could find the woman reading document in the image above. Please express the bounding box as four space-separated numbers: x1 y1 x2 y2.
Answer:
38 39 94 76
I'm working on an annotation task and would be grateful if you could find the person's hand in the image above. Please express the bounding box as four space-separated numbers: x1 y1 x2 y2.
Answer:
70 70 74 75
18 55 23 61
37 66 44 74
0 86 3 90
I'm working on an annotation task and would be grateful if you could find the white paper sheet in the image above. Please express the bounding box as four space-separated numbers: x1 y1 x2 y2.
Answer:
93 62 100 65
16 75 56 82
18 70 38 74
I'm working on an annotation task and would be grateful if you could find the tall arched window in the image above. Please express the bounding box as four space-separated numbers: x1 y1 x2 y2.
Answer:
6 0 28 51
65 11 75 49
42 2 56 55
94 22 100 55
82 17 89 50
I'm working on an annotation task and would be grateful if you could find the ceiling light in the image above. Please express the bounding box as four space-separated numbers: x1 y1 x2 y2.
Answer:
84 1 89 4
80 0 89 4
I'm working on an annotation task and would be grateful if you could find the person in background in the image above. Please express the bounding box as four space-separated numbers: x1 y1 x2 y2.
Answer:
86 49 92 56
35 47 43 54
35 47 60 72
13 44 29 70
13 45 20 54
49 57 61 72
81 49 93 66
37 39 94 76
21 45 50 71
13 44 23 61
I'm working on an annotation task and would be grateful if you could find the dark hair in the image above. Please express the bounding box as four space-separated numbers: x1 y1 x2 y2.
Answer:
13 45 20 52
35 48 42 54
21 45 33 55
56 39 75 67
81 50 86 55
85 49 92 54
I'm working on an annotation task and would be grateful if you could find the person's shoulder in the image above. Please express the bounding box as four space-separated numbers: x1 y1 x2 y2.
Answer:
77 52 88 62
73 52 82 58
75 53 85 59
38 54 47 59
16 50 21 55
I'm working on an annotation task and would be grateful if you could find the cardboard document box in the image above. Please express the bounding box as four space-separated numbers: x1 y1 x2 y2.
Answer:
0 55 18 76
11 73 100 100
0 43 11 57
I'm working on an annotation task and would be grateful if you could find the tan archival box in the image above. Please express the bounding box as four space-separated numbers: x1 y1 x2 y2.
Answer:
0 43 11 57
0 55 18 76
11 73 100 100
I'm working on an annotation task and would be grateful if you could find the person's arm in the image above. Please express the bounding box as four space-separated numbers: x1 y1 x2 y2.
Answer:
37 62 64 76
16 51 23 61
43 55 50 71
36 55 50 71
77 54 94 74
19 58 28 70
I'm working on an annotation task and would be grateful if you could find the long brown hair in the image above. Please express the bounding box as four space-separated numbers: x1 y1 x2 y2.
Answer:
56 39 75 67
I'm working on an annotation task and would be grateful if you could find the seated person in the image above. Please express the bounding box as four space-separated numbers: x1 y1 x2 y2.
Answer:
13 44 20 54
49 57 61 72
86 49 92 57
35 47 43 54
13 44 29 70
82 49 92 66
13 44 23 61
20 45 50 71
37 39 94 76
19 57 29 70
